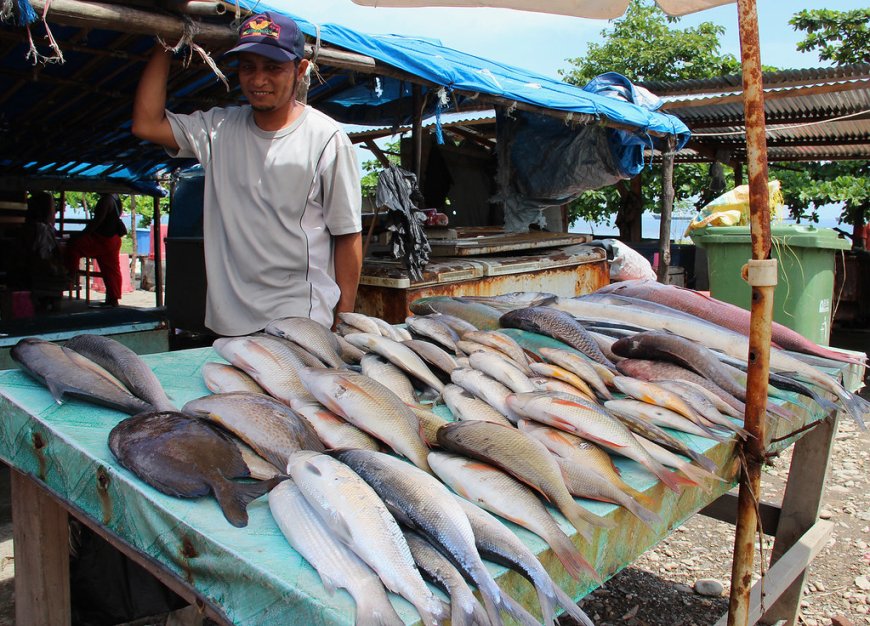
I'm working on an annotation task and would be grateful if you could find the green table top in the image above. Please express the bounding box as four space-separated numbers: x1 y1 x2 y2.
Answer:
0 337 843 625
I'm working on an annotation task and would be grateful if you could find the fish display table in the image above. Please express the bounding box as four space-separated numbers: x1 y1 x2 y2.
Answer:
0 342 862 625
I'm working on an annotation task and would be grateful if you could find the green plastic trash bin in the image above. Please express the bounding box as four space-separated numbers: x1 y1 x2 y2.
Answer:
690 225 851 346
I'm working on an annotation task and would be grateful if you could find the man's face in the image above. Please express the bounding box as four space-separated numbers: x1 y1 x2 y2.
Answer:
237 53 304 113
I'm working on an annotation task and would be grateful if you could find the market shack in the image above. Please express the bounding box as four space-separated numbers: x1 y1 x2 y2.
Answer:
0 2 865 626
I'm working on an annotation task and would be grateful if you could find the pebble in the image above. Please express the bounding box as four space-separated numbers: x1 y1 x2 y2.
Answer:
674 583 693 594
694 579 724 597
820 509 834 520
831 617 854 626
857 575 870 591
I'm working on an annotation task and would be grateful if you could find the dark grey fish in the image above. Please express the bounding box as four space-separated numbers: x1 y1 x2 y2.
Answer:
403 530 488 626
109 411 285 527
458 291 559 312
65 334 175 411
499 307 614 367
611 331 746 400
11 338 152 414
409 297 502 331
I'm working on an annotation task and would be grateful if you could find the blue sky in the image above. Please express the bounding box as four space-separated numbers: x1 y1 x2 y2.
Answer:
268 0 867 79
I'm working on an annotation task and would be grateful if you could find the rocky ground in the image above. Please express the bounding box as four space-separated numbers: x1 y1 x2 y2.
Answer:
564 394 870 626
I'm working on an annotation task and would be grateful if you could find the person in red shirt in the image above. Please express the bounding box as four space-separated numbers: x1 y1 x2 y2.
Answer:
65 193 126 307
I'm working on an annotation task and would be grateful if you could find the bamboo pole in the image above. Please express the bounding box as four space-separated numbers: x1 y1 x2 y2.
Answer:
726 0 774 625
26 0 376 72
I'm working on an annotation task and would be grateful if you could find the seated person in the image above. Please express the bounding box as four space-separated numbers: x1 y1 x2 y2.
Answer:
65 193 127 307
7 192 68 312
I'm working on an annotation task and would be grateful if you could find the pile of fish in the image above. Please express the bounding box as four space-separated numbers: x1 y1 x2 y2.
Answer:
10 278 866 626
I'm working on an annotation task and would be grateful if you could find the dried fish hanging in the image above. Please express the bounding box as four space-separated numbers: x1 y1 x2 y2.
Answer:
375 164 431 281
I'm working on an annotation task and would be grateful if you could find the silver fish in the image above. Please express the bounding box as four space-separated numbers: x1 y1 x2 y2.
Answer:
454 494 596 626
269 481 404 626
507 392 684 493
436 420 613 536
11 338 151 414
529 362 597 400
182 391 324 470
64 334 175 411
442 384 514 427
289 399 381 451
202 362 264 394
604 398 727 442
469 350 536 393
402 339 460 375
343 333 445 393
361 353 418 404
427 451 597 580
213 336 311 403
538 347 612 400
403 529 488 626
336 449 509 626
338 311 383 335
450 367 515 420
298 367 431 472
405 315 461 354
286 451 446 626
264 317 344 369
463 330 533 374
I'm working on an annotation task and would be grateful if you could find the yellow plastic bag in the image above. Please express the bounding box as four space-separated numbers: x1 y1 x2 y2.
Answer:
685 180 784 237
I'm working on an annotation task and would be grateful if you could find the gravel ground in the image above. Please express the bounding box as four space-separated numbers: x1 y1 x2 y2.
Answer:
563 391 870 626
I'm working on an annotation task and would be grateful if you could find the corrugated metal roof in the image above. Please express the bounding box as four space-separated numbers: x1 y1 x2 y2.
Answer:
646 64 870 163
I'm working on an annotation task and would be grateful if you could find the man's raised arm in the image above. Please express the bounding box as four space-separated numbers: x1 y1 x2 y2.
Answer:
132 47 179 150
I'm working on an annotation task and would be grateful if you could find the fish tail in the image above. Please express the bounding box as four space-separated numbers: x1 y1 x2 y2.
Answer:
550 530 600 582
623 496 664 529
684 448 720 473
480 588 506 626
448 596 475 626
533 586 558 626
215 475 287 528
552 584 595 626
354 591 404 626
644 458 685 494
565 499 615 534
499 586 543 626
833 386 869 430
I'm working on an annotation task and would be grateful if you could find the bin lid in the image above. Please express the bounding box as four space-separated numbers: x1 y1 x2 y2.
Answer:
690 224 851 250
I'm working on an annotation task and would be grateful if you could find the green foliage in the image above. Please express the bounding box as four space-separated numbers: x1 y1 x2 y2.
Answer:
790 9 870 66
560 1 740 230
771 162 870 226
360 140 401 198
560 1 740 86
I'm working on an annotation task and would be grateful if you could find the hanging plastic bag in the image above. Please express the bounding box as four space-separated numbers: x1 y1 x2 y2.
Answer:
684 179 785 237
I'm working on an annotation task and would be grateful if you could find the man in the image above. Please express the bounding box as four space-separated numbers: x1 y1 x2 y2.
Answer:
132 12 362 335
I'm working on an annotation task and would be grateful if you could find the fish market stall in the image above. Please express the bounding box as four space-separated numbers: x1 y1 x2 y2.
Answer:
0 330 863 625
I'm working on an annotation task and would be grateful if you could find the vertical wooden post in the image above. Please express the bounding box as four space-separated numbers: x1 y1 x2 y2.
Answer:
12 471 70 625
58 190 66 231
153 195 163 307
130 195 138 286
761 416 839 625
657 136 676 284
412 84 424 183
727 0 774 625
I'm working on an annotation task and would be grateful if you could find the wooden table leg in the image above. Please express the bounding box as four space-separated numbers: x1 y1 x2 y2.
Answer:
760 415 838 626
11 470 70 626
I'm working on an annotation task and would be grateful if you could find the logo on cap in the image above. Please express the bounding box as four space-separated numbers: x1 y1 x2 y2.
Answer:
240 16 281 41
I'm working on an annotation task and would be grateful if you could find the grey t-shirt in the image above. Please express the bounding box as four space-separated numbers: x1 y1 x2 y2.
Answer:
166 105 361 335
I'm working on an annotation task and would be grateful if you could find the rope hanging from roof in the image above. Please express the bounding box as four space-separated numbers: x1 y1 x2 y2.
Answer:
158 16 228 90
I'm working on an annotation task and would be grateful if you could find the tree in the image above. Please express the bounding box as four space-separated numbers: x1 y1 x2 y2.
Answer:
790 8 870 66
559 1 741 239
777 9 870 243
360 140 401 199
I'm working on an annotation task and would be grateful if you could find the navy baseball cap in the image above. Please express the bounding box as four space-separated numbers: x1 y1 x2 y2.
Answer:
225 12 305 63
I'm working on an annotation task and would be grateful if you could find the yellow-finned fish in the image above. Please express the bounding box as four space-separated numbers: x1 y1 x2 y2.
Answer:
289 399 381 451
202 362 264 395
538 346 613 399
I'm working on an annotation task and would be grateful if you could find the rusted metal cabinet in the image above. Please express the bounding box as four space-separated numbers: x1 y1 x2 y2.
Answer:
356 244 608 323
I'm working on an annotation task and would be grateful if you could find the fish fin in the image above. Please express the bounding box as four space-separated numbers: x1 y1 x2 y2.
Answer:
533 587 558 626
553 585 595 626
625 498 664 529
685 449 719 474
550 529 600 583
644 461 685 494
43 377 68 404
302 459 323 477
498 589 539 626
581 432 628 449
213 475 287 528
